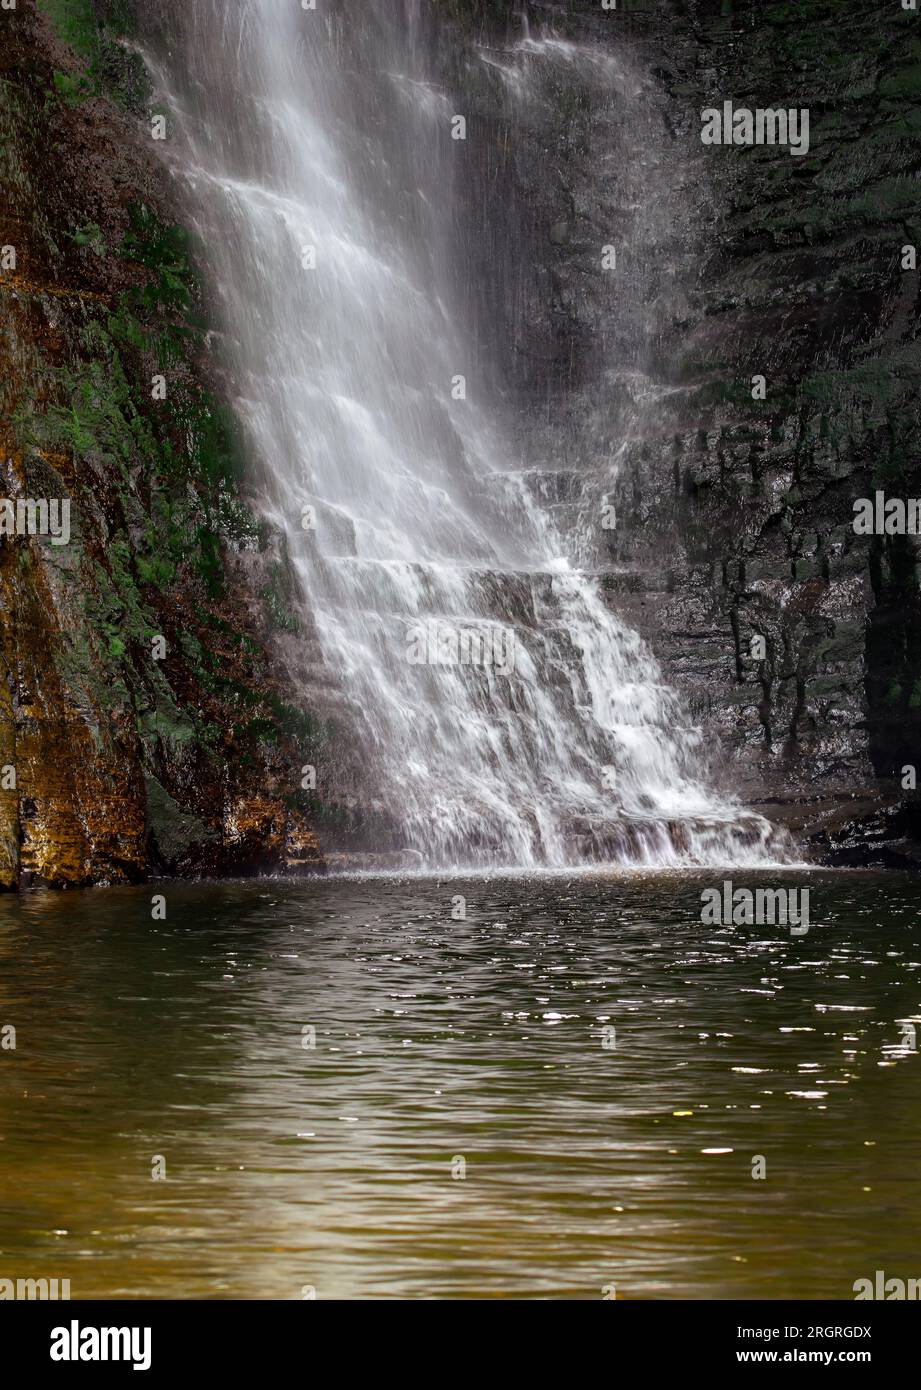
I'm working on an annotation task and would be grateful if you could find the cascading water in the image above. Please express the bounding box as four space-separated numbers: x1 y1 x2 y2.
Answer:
143 0 784 869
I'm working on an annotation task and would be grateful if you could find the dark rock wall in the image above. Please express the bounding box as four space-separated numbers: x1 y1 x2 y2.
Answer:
432 0 921 864
629 0 920 863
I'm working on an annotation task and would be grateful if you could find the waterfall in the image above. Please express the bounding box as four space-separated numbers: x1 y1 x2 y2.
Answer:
143 0 783 869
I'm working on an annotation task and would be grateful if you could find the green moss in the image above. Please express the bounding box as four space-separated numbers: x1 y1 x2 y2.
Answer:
268 698 322 747
38 0 98 57
69 221 106 255
37 0 150 112
17 204 259 601
120 203 198 317
11 197 275 760
51 70 93 106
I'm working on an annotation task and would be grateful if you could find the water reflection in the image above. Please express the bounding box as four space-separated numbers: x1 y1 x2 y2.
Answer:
1 871 919 1298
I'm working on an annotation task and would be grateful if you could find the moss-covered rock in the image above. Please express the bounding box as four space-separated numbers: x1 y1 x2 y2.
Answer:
0 0 326 886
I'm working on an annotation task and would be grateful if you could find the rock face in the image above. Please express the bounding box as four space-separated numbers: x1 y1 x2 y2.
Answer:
2 0 919 883
0 0 324 886
432 0 921 865
624 0 921 867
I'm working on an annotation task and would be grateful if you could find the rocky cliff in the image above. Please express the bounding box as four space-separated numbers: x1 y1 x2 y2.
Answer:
2 0 919 884
628 0 921 867
0 0 324 886
434 0 921 866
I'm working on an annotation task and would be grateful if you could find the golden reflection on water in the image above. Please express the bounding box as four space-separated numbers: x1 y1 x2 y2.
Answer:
1 870 920 1298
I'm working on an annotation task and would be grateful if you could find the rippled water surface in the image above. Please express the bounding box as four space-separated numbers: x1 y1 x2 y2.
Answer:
1 871 920 1298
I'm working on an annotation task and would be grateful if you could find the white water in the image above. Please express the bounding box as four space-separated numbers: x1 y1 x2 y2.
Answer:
146 0 782 868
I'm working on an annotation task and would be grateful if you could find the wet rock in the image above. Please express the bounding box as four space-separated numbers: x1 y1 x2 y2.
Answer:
0 1 325 888
442 0 921 861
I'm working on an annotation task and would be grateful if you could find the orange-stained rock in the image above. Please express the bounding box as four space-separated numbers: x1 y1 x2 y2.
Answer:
284 812 325 875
